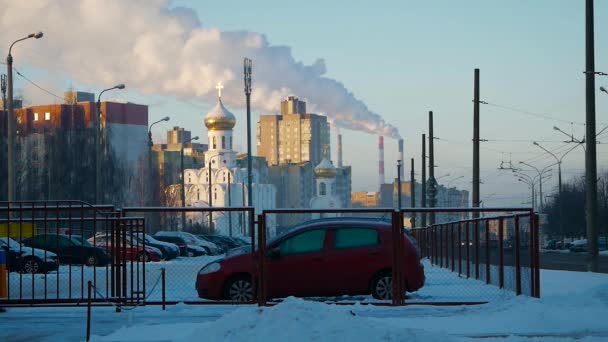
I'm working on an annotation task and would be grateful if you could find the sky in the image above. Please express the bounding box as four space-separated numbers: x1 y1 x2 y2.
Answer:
2 0 608 207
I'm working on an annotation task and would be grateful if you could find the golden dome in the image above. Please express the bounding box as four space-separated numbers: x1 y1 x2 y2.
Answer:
204 98 236 131
314 158 337 178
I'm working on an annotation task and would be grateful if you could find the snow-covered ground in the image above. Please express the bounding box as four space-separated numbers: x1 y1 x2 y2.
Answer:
2 261 608 341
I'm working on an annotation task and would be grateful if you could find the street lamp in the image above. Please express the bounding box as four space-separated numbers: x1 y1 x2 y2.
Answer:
147 117 170 207
95 83 126 204
518 161 554 210
6 31 43 202
532 141 579 245
600 86 608 94
180 136 199 230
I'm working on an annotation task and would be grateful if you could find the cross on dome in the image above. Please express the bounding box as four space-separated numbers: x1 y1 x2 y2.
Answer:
216 82 224 99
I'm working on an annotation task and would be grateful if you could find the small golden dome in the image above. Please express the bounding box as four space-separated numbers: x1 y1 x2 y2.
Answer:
204 99 236 131
314 158 337 178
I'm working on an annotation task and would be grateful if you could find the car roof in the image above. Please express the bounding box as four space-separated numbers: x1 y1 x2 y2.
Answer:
288 216 391 231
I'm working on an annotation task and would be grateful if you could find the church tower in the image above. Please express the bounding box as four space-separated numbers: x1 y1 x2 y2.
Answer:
204 82 237 170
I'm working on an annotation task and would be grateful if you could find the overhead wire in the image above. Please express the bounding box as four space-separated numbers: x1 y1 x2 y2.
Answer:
482 101 586 126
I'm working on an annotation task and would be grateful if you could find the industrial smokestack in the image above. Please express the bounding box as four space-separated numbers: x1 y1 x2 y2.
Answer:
337 134 343 168
398 139 404 179
379 136 385 187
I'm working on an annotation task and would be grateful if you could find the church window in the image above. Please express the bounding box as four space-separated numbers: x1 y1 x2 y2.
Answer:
214 192 217 200
222 136 226 149
230 137 233 149
197 188 200 200
212 136 217 149
319 182 327 196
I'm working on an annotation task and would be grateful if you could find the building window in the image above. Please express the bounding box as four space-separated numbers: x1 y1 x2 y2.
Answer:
320 182 327 196
214 192 217 200
229 137 233 149
34 113 39 121
45 112 50 120
197 188 200 200
212 136 217 149
222 136 226 149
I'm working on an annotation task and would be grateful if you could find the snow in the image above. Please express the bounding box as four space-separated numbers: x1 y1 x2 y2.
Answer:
2 260 608 341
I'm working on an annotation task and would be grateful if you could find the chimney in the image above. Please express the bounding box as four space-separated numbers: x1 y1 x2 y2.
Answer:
379 135 385 187
337 134 343 168
398 139 404 179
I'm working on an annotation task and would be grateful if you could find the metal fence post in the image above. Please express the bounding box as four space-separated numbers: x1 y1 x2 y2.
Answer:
514 215 522 295
485 219 490 285
466 221 470 278
451 223 455 272
474 220 480 279
86 281 92 342
161 268 166 311
498 217 505 289
458 222 462 276
534 214 541 298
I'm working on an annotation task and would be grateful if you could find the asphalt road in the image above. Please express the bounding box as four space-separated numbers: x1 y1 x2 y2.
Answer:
539 251 608 273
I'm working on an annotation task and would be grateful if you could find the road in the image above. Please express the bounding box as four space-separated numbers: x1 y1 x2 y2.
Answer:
540 251 608 273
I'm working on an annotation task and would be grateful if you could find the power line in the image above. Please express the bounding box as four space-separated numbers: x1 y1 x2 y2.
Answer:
0 61 63 101
481 101 586 126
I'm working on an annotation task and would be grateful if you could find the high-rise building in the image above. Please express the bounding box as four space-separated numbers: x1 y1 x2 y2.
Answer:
257 96 330 167
64 91 95 104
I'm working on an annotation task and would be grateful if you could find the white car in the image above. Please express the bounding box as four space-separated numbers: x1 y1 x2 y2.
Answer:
0 237 59 273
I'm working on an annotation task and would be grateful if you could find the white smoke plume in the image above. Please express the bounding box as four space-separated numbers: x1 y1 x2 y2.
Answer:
0 0 400 139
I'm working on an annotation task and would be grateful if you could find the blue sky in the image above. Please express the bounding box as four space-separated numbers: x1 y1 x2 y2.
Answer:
6 0 608 206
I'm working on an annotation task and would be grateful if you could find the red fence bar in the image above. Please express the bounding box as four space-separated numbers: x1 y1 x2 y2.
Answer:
534 214 541 298
451 223 455 272
529 212 535 297
514 215 522 295
257 214 267 306
458 222 462 276
485 219 490 285
498 217 504 289
439 225 444 268
466 221 470 278
474 220 479 279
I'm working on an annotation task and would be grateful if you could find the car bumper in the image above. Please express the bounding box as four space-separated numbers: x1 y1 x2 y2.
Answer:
41 260 60 273
196 271 226 300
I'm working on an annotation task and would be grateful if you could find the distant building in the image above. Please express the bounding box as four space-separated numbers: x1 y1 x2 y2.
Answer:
0 99 23 109
64 91 95 104
257 96 330 167
334 166 352 208
0 99 148 205
351 192 380 208
310 155 343 218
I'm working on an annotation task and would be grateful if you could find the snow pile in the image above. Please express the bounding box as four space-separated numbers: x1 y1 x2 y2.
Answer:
95 297 454 342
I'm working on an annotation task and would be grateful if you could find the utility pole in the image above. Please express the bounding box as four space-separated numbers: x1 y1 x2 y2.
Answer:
228 172 232 237
421 134 427 227
428 111 436 225
585 0 599 272
244 58 253 211
1 74 6 201
473 68 481 218
410 158 416 228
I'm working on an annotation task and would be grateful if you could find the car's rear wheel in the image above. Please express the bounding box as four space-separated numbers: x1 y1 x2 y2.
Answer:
22 258 41 274
224 276 253 301
138 252 151 262
371 272 392 300
85 254 98 267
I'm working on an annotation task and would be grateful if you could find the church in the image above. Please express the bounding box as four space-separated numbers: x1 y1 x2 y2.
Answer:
180 83 277 237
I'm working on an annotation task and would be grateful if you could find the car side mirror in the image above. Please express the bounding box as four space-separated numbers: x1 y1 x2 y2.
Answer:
269 247 281 258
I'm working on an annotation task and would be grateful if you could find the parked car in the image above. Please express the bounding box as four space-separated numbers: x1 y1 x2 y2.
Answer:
87 234 162 262
22 234 110 266
196 217 425 301
155 231 221 255
135 233 180 260
153 234 207 257
198 235 240 253
232 236 252 246
0 237 59 273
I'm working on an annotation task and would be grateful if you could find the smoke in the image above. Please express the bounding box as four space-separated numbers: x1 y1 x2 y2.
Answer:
0 0 400 139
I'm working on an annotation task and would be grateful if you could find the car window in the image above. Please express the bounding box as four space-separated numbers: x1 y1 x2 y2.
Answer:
279 229 326 255
37 235 56 247
333 228 379 249
57 236 72 247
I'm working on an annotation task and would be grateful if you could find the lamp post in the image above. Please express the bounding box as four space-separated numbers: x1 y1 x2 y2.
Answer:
180 136 199 230
206 152 225 232
95 83 125 204
532 141 579 247
6 31 43 202
148 117 169 207
518 161 553 210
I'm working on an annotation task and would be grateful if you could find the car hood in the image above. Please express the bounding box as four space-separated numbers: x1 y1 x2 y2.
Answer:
148 240 179 252
13 246 57 261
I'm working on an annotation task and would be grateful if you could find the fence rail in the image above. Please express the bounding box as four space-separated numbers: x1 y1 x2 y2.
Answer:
1 201 540 308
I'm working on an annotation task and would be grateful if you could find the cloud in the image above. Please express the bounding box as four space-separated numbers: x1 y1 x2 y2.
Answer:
0 0 400 138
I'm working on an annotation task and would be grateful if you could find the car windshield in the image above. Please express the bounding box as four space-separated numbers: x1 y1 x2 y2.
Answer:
0 237 22 249
69 237 83 246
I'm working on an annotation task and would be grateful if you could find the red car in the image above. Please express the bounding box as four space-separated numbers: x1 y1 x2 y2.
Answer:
196 217 425 301
87 234 162 262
